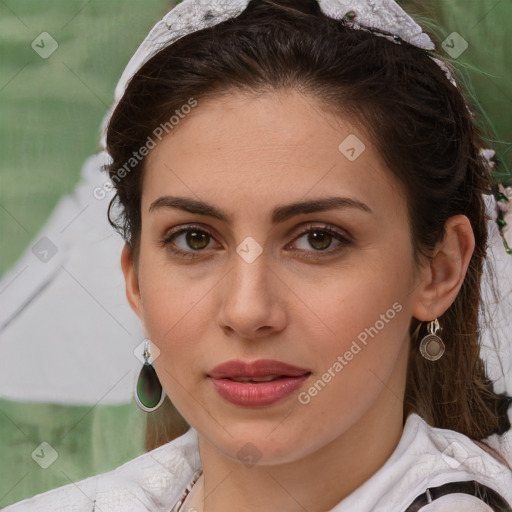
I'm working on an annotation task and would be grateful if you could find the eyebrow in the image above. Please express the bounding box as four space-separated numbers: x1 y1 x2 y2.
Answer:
148 195 373 224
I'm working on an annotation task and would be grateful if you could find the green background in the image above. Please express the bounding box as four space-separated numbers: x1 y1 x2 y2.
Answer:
0 0 510 507
0 1 171 507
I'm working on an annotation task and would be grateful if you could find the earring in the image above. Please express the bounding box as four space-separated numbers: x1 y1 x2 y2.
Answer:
135 339 166 412
419 318 445 361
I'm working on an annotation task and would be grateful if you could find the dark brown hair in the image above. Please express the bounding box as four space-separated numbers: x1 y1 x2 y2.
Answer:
105 0 511 449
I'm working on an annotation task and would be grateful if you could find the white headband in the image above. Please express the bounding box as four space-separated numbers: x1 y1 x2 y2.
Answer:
99 0 455 150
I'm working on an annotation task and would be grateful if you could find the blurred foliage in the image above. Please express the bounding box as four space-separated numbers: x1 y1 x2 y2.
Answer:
0 0 173 276
403 0 512 185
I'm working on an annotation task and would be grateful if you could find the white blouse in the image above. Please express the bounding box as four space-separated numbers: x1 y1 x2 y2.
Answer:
4 412 511 512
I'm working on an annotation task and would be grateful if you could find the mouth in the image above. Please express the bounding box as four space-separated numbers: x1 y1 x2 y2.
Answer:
226 375 289 383
208 358 311 380
208 359 311 406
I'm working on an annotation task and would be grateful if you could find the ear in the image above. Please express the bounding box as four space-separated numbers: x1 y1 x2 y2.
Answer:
121 243 143 319
412 215 475 321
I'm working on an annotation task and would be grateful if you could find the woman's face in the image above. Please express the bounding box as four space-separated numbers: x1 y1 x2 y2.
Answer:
126 90 428 465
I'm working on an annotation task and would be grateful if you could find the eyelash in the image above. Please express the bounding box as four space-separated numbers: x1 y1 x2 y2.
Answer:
159 223 353 260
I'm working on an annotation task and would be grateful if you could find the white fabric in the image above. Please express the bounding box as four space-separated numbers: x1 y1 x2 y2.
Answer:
479 196 512 396
0 152 143 405
4 412 512 511
320 0 435 49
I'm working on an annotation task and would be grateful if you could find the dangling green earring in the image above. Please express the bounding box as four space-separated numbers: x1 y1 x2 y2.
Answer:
135 339 166 412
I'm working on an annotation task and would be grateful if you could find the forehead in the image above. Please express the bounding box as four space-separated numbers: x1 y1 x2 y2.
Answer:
142 90 405 220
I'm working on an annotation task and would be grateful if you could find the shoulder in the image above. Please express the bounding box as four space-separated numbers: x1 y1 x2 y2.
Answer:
3 427 201 512
408 413 512 478
393 415 512 510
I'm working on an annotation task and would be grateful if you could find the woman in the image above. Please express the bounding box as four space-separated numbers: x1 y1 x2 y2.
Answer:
5 0 512 510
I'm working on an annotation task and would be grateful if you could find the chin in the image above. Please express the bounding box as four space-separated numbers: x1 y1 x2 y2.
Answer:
199 418 327 467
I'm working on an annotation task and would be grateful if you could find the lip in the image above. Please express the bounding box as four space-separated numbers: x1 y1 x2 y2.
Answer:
208 359 310 379
208 359 311 407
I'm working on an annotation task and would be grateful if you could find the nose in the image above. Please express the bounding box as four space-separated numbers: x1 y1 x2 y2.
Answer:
216 248 287 340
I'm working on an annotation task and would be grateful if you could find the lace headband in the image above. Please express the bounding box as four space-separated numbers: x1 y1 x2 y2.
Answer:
102 0 511 254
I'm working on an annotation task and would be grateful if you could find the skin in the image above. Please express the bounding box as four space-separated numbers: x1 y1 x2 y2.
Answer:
121 90 475 511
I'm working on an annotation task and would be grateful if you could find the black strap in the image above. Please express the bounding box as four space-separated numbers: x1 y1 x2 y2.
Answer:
404 480 512 512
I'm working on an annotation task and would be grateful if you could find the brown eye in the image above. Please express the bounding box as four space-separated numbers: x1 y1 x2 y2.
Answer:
290 223 353 258
307 230 333 251
161 224 218 258
184 229 210 250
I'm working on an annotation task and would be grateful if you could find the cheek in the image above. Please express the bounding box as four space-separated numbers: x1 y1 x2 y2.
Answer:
305 289 408 367
304 250 411 336
294 255 412 394
292 295 410 447
136 235 210 329
138 269 211 416
136 254 219 378
139 272 210 344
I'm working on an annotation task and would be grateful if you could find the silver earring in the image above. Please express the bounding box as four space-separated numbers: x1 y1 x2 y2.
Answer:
419 318 445 361
135 339 166 412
